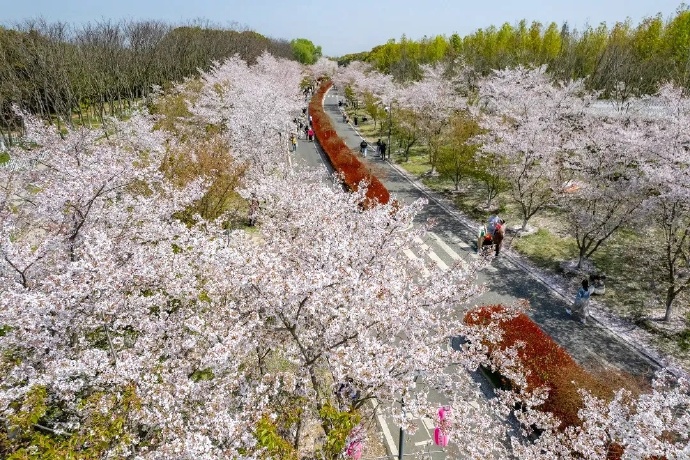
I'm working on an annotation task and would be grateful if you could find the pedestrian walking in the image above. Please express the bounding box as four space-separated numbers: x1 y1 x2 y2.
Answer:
380 141 387 160
308 128 314 142
376 139 381 155
291 134 298 152
568 279 593 324
360 140 368 157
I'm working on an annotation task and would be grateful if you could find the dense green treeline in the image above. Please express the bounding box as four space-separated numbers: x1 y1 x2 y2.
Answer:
338 6 690 94
0 19 296 144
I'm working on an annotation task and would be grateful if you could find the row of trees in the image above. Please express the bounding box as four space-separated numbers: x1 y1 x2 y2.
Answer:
1 50 688 458
0 19 297 145
338 6 690 95
332 61 690 322
0 51 518 459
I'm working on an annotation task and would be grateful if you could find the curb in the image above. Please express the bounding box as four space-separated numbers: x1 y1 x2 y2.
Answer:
384 161 688 379
324 87 687 380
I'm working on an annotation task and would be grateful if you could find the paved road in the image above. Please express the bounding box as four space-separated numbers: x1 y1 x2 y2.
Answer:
298 88 660 458
291 128 334 180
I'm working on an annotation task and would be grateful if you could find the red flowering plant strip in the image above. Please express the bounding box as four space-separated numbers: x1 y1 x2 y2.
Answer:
308 82 390 205
464 305 615 429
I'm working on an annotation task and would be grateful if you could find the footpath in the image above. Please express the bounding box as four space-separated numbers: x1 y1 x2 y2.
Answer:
295 87 681 458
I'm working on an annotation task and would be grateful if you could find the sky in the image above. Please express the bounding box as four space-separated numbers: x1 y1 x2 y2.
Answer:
1 0 685 57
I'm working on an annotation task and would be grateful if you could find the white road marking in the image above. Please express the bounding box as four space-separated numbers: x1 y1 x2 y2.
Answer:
372 402 398 457
404 248 431 277
428 231 461 261
414 237 449 271
427 250 448 270
379 414 398 456
422 417 435 430
444 230 471 250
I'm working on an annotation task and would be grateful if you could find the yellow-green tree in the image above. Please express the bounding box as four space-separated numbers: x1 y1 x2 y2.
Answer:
436 111 482 191
362 91 384 129
392 107 422 161
541 22 562 62
662 7 690 86
291 38 322 65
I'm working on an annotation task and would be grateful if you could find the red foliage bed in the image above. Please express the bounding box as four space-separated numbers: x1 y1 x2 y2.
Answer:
465 304 618 429
308 82 389 205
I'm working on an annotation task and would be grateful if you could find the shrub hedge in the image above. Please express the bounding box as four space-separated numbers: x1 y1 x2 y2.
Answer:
308 82 390 205
464 305 616 429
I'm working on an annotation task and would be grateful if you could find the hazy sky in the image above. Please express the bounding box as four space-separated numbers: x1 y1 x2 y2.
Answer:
2 0 685 57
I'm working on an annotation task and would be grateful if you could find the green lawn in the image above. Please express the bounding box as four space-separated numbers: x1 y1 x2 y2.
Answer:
512 228 578 272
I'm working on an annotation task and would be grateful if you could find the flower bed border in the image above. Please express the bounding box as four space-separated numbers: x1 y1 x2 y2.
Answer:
465 305 619 429
308 82 389 205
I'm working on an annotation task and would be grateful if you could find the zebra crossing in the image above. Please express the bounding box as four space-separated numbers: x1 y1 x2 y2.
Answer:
402 230 481 276
379 229 506 459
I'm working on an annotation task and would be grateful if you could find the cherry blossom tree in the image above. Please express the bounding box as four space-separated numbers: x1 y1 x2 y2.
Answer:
331 61 371 95
309 57 338 81
0 110 262 458
333 63 399 110
638 83 690 321
557 114 650 269
476 66 589 231
388 65 467 172
511 372 690 459
187 52 304 176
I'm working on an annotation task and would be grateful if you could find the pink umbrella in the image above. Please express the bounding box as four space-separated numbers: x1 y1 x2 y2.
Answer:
433 427 449 447
434 406 451 446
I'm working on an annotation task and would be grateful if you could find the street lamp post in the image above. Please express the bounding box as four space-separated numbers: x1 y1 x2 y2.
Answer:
397 373 420 460
398 398 405 460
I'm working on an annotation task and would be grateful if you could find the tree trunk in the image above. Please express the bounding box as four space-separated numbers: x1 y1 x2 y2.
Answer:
292 415 302 451
308 365 323 412
577 246 586 269
664 286 675 321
